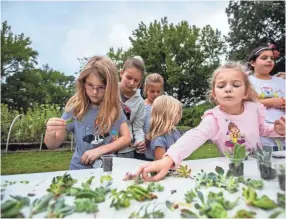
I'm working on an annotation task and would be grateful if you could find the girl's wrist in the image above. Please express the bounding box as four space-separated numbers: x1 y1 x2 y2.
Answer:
93 147 105 157
164 155 175 167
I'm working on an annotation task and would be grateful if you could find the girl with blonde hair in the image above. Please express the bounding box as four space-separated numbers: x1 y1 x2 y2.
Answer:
147 95 182 160
143 73 164 160
136 61 285 181
45 56 131 170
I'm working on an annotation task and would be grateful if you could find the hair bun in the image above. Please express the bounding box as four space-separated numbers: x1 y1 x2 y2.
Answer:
133 56 144 63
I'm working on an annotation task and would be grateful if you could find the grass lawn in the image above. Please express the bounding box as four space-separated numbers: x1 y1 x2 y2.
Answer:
1 143 220 175
185 142 221 160
1 151 73 175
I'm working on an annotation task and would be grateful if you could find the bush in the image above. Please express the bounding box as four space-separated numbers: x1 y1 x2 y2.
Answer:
1 104 63 143
179 102 213 128
1 104 19 143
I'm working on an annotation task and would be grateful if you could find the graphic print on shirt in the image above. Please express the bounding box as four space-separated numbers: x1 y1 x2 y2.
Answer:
258 86 279 99
121 103 131 121
82 121 109 148
225 122 246 147
111 130 119 142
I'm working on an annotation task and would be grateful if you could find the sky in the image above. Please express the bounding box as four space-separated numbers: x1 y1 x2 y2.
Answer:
1 0 230 76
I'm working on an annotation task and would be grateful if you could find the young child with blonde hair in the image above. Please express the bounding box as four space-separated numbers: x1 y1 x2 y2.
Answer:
147 95 182 160
143 73 164 160
136 61 286 181
45 56 131 169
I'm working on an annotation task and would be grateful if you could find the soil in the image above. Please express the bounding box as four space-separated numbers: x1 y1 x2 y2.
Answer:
278 174 285 191
258 163 276 180
102 156 113 172
228 162 244 176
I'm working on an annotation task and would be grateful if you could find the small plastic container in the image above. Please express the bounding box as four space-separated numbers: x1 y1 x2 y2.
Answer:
275 164 285 191
101 154 116 172
257 160 276 180
262 145 273 161
228 158 244 177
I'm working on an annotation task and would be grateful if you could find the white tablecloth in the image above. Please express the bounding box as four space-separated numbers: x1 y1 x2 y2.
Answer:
1 157 285 218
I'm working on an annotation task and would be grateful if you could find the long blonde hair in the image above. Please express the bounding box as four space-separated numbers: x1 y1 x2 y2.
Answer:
65 56 120 134
208 61 258 105
143 73 164 97
148 95 182 140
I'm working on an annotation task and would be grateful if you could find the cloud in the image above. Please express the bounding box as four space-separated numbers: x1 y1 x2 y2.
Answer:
108 24 132 50
2 1 230 75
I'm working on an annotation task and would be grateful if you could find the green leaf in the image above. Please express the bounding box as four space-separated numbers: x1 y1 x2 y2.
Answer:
269 210 283 218
215 166 224 175
181 209 198 218
196 190 204 204
66 117 74 125
165 201 177 211
234 145 246 160
224 151 231 158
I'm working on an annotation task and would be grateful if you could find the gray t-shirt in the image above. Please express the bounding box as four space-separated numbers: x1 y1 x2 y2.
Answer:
150 129 181 159
62 106 126 170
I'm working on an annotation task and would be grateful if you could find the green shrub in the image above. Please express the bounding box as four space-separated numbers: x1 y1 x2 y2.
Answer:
1 104 19 143
1 104 63 143
179 102 213 128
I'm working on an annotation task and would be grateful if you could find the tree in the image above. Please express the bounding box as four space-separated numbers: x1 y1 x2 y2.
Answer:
1 21 38 78
226 1 285 73
108 17 225 105
2 65 75 112
38 65 75 106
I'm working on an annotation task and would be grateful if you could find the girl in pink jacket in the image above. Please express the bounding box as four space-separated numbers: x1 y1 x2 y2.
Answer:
136 61 286 181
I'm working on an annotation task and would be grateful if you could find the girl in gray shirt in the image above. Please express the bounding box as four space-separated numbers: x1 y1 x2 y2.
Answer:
44 56 131 170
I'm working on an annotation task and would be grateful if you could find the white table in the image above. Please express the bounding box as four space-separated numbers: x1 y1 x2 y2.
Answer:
1 157 285 218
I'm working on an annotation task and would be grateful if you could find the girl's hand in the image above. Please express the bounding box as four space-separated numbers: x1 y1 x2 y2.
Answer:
135 156 174 181
136 141 146 153
274 116 286 136
81 148 103 165
46 118 66 139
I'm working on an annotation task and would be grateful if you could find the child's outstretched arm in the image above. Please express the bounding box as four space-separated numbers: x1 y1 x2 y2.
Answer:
81 122 131 165
165 115 218 168
44 118 68 149
135 115 218 181
135 156 174 181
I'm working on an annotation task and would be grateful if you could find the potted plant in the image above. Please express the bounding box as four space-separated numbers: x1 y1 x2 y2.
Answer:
254 146 276 180
275 164 285 191
225 143 247 177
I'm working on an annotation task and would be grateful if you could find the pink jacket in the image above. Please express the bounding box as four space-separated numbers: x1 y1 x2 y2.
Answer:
166 101 280 168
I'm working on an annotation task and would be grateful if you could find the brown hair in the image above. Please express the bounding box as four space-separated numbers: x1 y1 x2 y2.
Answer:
65 56 120 134
143 73 164 97
247 46 274 71
228 122 238 131
122 56 145 87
